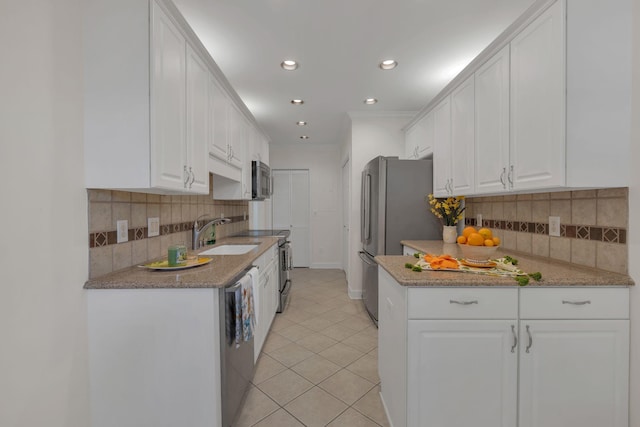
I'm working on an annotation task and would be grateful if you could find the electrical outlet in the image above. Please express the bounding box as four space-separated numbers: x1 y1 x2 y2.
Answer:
117 220 129 243
476 214 483 227
148 217 160 237
549 216 561 237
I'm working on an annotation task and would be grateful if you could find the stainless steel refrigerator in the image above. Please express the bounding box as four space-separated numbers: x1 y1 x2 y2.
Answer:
359 156 441 324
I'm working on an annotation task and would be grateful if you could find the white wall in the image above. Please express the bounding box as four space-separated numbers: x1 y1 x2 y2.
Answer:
628 1 640 425
345 113 414 298
269 144 342 268
0 1 90 426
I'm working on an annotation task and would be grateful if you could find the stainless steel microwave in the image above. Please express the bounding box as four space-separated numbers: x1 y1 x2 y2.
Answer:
251 161 271 200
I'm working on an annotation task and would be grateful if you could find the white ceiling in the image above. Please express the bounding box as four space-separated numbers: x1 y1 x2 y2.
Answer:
173 0 536 146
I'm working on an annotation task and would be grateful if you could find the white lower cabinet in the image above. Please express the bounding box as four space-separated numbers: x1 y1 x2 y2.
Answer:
253 245 279 360
408 320 517 427
378 268 630 427
519 320 629 427
88 289 223 427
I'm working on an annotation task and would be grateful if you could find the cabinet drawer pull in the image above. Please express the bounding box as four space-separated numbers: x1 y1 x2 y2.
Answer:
508 165 514 188
511 324 517 353
449 299 478 305
562 300 591 305
525 325 533 353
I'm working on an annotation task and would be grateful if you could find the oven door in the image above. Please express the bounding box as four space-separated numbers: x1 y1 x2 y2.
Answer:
277 242 292 312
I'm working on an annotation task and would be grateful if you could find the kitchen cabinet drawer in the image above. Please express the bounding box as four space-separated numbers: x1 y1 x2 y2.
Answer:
408 288 518 319
520 288 629 319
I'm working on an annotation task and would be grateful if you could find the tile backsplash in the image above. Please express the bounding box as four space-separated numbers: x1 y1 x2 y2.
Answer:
465 188 628 274
88 176 249 278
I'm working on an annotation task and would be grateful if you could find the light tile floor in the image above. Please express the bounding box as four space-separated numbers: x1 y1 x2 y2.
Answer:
234 268 389 427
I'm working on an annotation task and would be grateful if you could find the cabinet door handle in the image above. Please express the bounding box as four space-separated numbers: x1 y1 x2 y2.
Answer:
189 167 195 188
183 165 189 188
507 165 514 188
562 300 591 305
500 167 507 189
525 325 533 353
449 299 478 305
511 324 517 353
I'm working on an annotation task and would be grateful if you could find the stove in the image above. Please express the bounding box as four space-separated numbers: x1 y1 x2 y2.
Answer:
234 229 292 312
234 229 290 241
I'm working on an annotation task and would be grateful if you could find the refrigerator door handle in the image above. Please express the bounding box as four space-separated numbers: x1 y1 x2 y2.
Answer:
361 170 366 243
363 173 371 244
358 251 377 266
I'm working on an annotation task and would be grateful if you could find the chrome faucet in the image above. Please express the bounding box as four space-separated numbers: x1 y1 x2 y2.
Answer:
192 215 231 249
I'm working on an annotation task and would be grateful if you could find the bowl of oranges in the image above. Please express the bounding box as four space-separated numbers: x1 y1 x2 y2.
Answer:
456 226 501 263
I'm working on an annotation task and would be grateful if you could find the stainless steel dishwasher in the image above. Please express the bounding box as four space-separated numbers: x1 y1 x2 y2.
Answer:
219 268 255 427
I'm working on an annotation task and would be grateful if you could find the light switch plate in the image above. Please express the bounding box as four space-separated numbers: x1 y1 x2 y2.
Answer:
148 217 160 237
549 216 561 237
476 214 483 227
117 220 129 243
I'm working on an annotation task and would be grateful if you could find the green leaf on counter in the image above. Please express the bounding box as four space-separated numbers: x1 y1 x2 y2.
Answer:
405 263 414 269
411 265 423 272
504 255 518 265
515 276 529 286
529 272 542 281
414 253 421 258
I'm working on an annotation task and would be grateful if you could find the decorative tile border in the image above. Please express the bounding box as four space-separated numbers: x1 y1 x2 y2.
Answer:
464 218 626 244
89 216 245 248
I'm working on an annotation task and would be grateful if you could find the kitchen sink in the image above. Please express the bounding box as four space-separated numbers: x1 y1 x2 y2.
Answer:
199 244 259 256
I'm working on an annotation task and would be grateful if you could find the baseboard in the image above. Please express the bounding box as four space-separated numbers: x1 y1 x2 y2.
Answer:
309 262 342 269
348 286 362 299
379 390 395 427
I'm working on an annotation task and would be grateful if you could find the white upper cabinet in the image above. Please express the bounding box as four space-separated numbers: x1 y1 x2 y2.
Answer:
85 0 268 195
185 43 210 193
227 105 246 170
404 112 434 160
475 45 510 194
450 75 475 195
510 0 565 190
209 79 230 166
85 0 209 194
433 76 475 197
432 97 452 197
150 7 187 191
413 0 631 196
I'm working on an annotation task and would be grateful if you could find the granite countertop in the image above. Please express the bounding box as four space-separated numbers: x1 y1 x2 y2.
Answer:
84 236 280 289
374 240 634 287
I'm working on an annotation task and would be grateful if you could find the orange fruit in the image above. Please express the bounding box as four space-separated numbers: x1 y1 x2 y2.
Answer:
457 235 467 244
492 236 501 246
467 233 484 246
478 228 493 240
462 226 477 239
484 239 494 247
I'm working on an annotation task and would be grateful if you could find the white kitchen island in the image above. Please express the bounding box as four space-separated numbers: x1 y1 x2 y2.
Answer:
377 241 632 427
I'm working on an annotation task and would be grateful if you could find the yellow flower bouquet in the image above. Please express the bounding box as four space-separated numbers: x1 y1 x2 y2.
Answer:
427 194 465 226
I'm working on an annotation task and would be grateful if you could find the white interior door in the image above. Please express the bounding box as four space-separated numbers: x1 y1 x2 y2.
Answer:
272 169 310 267
342 160 350 277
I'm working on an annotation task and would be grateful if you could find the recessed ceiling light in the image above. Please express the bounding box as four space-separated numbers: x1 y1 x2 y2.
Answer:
379 59 398 70
296 121 307 126
364 98 378 105
281 60 299 71
291 99 304 105
300 135 309 140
